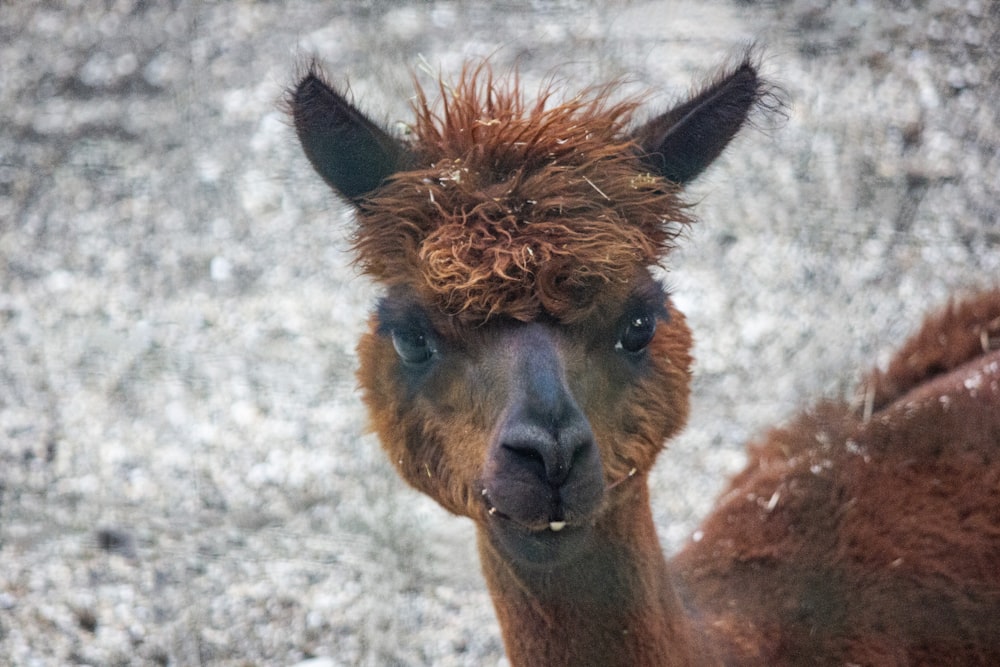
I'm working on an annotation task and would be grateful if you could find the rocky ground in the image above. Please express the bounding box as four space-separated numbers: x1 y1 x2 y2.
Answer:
1 1 998 665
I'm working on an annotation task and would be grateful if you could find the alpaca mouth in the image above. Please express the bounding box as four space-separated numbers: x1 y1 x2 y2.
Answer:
481 489 592 566
481 489 568 533
478 465 641 537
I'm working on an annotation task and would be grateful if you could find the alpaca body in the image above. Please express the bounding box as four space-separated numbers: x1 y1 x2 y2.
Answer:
677 296 1000 664
289 54 1000 665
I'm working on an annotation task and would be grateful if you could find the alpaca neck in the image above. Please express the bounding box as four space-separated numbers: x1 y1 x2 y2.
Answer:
477 479 713 667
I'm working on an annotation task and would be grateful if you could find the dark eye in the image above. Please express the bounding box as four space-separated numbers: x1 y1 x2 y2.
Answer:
391 328 434 365
616 312 656 354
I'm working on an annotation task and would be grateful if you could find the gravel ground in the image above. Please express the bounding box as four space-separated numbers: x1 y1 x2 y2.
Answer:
2 1 998 665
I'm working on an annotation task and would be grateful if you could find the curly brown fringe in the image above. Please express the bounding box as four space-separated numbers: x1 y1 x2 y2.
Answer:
353 63 692 324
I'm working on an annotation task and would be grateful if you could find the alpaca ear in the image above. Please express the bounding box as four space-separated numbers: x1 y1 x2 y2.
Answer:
634 57 766 184
290 66 408 203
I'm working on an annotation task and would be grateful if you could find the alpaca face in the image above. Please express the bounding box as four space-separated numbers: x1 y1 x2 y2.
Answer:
357 275 693 564
289 55 767 566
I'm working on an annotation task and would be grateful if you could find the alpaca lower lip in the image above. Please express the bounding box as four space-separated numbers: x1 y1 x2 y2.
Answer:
483 491 569 533
481 491 591 565
487 516 590 566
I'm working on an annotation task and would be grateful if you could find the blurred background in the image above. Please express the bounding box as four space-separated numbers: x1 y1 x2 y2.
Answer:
1 1 997 664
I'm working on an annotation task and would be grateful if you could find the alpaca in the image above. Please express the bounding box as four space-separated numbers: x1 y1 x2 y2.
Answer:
288 54 1000 666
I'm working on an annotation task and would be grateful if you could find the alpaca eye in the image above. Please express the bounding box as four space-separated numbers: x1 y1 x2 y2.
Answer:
391 328 434 365
617 312 656 354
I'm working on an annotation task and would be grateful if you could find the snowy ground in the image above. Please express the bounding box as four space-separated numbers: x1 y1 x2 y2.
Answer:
2 1 998 665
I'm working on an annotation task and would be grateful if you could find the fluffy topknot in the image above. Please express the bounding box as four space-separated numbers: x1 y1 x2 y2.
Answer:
352 65 692 324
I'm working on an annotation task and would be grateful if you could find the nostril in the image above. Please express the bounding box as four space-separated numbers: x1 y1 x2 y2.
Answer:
503 443 547 477
569 436 593 468
552 436 594 486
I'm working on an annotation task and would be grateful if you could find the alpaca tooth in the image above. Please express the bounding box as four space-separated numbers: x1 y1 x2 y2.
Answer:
549 521 566 532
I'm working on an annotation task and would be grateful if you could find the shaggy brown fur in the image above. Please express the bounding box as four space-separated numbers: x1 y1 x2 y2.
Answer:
352 65 691 324
676 291 1000 665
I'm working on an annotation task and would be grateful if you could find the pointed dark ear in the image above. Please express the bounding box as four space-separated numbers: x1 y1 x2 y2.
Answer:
634 56 769 184
289 64 408 203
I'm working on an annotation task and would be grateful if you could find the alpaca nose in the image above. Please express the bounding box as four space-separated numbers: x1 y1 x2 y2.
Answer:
503 325 595 481
499 384 594 489
486 325 602 524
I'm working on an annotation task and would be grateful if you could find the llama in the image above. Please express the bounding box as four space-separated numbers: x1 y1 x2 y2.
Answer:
288 55 1000 665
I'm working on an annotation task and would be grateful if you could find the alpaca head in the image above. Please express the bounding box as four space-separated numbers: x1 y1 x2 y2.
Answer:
290 57 768 566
